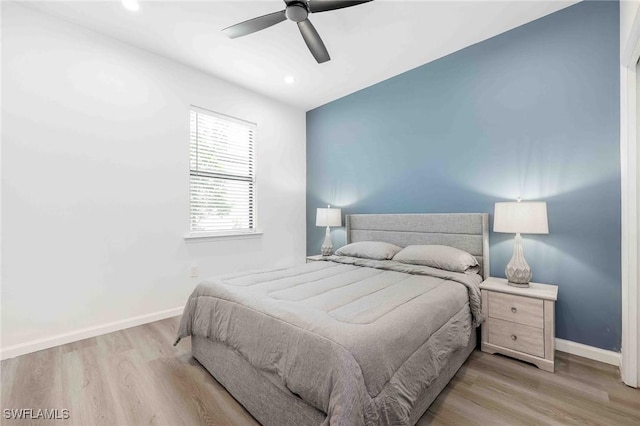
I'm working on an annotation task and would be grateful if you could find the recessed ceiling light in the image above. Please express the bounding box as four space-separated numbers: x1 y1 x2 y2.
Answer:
121 0 140 12
284 75 296 84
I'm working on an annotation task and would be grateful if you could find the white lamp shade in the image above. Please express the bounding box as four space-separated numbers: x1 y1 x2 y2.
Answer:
494 201 549 234
316 208 342 227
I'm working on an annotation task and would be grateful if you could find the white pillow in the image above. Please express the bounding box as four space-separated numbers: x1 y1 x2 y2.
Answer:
335 241 402 260
393 245 480 274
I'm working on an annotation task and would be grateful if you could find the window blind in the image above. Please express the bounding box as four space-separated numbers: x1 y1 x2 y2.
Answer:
189 107 256 234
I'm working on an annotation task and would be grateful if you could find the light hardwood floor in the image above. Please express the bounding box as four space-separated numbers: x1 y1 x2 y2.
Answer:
1 317 638 425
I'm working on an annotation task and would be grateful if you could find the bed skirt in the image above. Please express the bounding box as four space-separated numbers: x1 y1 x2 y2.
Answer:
191 329 477 426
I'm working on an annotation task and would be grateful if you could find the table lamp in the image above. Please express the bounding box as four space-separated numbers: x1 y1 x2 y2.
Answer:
316 205 342 256
494 200 548 287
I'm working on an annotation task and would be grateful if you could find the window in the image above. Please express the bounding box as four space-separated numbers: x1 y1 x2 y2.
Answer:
189 107 256 235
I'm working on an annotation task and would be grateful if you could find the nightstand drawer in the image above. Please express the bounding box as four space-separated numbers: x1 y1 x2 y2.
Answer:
487 317 544 357
488 291 543 328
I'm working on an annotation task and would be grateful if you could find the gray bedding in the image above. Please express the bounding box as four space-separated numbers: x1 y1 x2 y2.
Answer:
175 257 484 425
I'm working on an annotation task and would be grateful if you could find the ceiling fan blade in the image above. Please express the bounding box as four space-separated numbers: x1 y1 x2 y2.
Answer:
297 19 330 63
308 0 373 14
222 10 286 39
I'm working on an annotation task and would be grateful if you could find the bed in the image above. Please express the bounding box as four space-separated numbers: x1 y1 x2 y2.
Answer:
175 213 489 425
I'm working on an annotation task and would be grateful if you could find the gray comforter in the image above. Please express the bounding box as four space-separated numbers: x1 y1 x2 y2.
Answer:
175 257 484 425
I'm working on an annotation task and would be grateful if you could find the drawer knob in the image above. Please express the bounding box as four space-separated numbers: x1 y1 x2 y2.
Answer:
511 335 517 341
511 307 517 313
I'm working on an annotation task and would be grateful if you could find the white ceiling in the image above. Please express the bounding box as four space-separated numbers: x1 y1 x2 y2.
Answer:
24 0 578 111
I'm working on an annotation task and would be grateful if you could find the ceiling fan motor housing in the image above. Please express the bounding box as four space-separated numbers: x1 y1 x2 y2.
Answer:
286 2 309 22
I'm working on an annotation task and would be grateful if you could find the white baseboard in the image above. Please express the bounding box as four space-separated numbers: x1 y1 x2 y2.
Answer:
0 306 184 360
555 338 621 366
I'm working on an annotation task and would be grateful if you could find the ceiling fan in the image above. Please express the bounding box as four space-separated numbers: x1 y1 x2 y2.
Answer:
222 1 373 64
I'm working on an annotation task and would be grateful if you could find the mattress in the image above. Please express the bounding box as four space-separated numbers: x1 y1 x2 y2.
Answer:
175 257 483 425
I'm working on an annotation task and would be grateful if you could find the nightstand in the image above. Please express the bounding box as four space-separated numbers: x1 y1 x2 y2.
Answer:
306 255 326 263
480 277 558 372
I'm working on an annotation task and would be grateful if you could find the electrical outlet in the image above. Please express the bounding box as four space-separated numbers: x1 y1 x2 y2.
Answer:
189 264 199 278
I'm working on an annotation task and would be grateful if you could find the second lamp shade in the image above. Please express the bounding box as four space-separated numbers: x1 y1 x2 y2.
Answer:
494 202 548 234
316 207 342 227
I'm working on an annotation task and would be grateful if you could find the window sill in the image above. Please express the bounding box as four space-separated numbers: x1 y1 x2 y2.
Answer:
184 231 263 242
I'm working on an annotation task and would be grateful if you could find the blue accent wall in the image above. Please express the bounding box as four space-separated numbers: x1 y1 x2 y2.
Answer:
306 1 621 351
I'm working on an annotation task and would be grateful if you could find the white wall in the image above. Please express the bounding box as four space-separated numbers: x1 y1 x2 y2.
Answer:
1 3 307 358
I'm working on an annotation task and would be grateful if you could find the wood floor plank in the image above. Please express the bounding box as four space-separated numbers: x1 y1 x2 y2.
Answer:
61 346 121 426
95 328 134 356
60 336 98 355
1 356 18 403
467 356 613 425
3 347 65 426
103 348 174 425
2 316 639 425
146 354 257 426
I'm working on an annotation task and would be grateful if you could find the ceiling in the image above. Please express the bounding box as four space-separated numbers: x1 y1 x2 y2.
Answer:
25 1 578 111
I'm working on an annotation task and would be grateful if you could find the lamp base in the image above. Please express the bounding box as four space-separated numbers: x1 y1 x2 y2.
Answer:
320 226 333 256
505 233 532 286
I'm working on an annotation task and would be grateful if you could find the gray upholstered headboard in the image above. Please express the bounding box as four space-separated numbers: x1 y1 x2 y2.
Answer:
345 213 490 279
